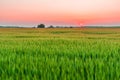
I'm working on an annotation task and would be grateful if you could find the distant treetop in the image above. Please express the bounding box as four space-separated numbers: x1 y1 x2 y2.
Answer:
37 24 45 28
48 25 54 28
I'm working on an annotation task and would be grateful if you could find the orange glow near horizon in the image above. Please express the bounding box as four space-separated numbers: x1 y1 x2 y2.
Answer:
0 0 120 26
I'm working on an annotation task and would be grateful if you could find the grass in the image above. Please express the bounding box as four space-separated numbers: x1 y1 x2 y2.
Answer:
0 28 120 80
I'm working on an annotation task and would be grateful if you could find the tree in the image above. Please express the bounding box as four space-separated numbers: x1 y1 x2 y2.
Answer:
48 25 54 28
37 24 45 28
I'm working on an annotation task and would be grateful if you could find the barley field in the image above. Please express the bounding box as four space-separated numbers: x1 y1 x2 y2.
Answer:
0 28 120 80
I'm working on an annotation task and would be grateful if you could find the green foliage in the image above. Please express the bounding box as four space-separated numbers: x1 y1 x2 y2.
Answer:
0 28 120 80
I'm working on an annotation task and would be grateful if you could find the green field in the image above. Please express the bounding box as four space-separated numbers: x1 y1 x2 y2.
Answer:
0 28 120 80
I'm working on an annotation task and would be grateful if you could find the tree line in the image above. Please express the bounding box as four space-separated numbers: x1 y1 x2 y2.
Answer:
37 24 75 28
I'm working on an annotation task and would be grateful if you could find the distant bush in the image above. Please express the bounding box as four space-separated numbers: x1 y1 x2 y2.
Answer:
70 26 73 28
48 25 54 28
37 24 45 28
56 26 63 28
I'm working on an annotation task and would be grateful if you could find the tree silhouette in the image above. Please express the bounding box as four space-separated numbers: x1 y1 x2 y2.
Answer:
37 24 45 28
48 25 54 28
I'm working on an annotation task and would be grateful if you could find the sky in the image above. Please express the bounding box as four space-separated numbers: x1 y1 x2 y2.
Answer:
0 0 120 27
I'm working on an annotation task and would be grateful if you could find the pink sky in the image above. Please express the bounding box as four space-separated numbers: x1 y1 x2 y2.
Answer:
0 0 120 27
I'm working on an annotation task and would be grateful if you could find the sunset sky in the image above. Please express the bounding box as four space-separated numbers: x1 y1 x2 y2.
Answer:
1 0 120 27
